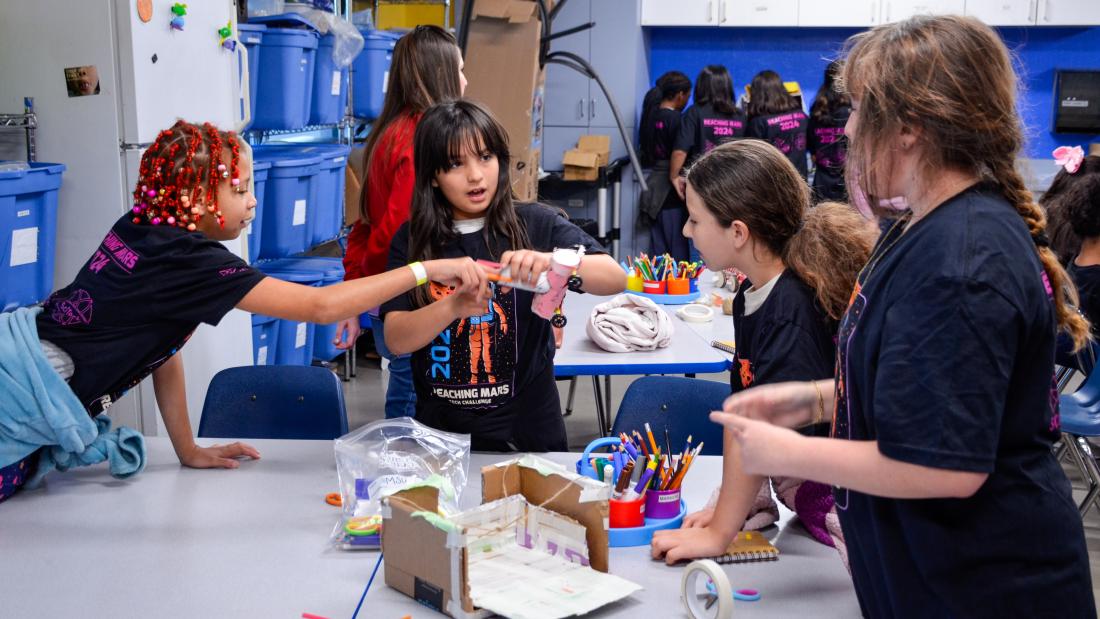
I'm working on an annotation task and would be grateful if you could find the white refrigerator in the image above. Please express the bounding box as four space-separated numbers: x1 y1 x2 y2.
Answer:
0 0 253 435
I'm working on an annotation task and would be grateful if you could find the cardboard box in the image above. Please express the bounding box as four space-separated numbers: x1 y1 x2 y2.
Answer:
343 144 367 226
382 455 639 619
463 0 546 202
562 134 611 182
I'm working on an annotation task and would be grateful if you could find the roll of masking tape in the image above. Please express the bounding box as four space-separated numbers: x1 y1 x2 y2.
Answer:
676 303 714 324
682 559 733 619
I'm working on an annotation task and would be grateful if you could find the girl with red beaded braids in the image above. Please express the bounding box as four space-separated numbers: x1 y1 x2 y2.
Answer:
0 120 486 503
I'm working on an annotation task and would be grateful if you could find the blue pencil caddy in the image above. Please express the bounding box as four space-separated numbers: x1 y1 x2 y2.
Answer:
576 436 621 480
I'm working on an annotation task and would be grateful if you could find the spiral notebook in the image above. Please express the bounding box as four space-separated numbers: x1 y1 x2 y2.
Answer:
710 340 736 355
706 531 779 564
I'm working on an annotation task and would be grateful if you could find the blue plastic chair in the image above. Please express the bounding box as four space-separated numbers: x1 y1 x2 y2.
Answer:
198 366 348 440
610 377 729 456
1058 345 1100 517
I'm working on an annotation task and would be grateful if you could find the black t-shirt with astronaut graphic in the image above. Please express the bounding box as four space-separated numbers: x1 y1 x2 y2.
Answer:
381 203 607 451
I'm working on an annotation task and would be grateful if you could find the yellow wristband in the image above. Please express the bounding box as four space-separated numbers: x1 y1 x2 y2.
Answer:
409 261 428 286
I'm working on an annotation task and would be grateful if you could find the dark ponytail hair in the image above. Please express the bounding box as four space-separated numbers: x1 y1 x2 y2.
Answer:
1042 155 1100 266
747 70 798 118
686 140 876 320
810 60 850 125
639 71 692 166
694 65 737 116
359 25 463 222
407 99 531 308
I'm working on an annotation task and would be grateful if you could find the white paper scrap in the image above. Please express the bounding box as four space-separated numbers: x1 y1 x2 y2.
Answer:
293 199 307 226
10 227 38 267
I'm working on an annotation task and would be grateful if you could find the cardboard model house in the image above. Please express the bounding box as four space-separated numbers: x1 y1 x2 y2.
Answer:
382 455 640 619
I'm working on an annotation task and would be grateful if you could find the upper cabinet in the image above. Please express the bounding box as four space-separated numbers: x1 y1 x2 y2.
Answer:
880 0 966 23
1035 0 1100 25
723 0 800 26
964 0 1036 26
799 0 881 26
641 0 719 25
643 0 1100 26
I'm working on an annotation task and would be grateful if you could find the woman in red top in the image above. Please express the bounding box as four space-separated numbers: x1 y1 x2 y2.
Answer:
338 25 467 418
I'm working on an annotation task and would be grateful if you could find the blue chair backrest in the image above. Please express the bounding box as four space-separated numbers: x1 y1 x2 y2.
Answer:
198 366 348 440
1067 344 1100 409
610 376 729 456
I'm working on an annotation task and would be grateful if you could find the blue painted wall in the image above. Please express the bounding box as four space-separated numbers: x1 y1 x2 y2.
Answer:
646 26 1100 159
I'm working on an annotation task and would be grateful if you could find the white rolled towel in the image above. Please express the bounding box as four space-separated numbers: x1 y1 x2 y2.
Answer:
585 293 673 352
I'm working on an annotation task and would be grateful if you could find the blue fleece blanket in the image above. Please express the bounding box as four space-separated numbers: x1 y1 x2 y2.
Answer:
0 307 145 487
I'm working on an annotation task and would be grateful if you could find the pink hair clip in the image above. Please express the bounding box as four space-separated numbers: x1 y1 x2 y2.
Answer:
1053 145 1085 174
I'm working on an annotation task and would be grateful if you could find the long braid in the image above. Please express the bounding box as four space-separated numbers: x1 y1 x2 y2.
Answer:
990 157 1091 350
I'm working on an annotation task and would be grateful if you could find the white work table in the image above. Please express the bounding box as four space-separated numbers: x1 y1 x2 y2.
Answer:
554 271 737 433
0 438 859 618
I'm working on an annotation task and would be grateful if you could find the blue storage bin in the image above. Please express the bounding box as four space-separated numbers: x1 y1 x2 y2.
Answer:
256 144 349 247
0 161 65 311
309 34 350 125
246 158 271 264
251 313 279 365
254 27 319 130
252 147 322 259
352 30 399 120
260 257 345 362
257 265 319 365
238 23 267 130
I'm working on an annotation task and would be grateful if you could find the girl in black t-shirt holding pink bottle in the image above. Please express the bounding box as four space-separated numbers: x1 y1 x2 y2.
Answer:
380 100 625 452
0 120 486 504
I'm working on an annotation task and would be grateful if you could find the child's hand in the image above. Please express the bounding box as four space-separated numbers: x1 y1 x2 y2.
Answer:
682 506 715 528
721 381 818 428
424 257 487 294
709 413 803 477
448 286 491 319
179 442 261 469
651 525 732 565
333 317 360 350
497 249 552 294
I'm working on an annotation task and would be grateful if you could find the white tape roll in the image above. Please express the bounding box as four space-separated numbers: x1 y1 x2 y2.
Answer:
682 559 733 619
676 303 714 323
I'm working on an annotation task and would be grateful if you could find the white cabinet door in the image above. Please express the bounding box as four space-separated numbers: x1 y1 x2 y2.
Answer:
641 0 719 25
882 0 966 23
722 0 800 26
1036 0 1100 25
799 0 880 26
965 0 1036 25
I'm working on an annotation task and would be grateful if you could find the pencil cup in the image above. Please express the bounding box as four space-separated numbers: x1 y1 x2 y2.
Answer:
626 275 644 292
642 280 666 295
644 488 682 520
689 277 699 293
609 495 646 528
667 278 690 295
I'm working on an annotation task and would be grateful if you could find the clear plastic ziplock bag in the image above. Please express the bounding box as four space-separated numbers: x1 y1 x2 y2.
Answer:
330 417 470 551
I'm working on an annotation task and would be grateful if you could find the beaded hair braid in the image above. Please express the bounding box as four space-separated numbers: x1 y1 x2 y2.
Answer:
131 120 242 230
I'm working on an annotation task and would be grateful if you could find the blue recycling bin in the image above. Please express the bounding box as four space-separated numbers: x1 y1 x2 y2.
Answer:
352 29 399 120
257 264 319 365
254 27 319 130
252 147 321 259
251 313 279 365
0 161 65 311
237 23 266 130
246 157 271 264
309 33 351 125
259 257 345 362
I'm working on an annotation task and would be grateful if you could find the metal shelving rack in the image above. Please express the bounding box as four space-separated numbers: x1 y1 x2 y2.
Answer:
241 2 367 379
0 97 38 162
